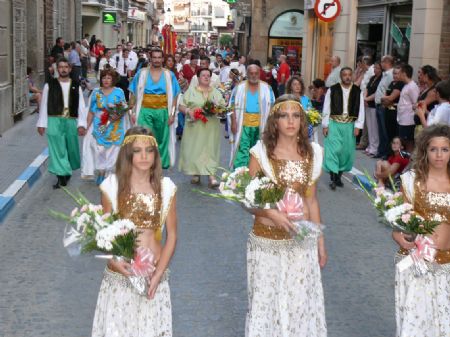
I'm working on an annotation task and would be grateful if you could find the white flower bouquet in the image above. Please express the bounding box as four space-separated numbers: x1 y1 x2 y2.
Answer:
51 189 156 295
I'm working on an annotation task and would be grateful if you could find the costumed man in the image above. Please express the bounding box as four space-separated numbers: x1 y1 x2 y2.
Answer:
322 67 365 190
230 64 275 168
129 48 181 169
37 57 87 189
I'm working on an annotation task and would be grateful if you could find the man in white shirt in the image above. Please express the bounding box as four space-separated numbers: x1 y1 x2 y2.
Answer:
116 49 133 101
126 41 139 66
230 55 247 78
220 59 231 83
417 79 450 127
174 52 183 72
190 56 221 88
36 58 87 189
112 44 123 65
325 56 342 88
97 48 117 80
322 67 365 190
374 55 394 158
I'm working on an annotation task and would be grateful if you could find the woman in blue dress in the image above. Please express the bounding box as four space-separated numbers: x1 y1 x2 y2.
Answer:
81 67 129 184
286 76 315 140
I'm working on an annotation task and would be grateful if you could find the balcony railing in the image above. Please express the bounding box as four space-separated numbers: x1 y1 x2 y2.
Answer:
82 0 107 5
190 24 208 31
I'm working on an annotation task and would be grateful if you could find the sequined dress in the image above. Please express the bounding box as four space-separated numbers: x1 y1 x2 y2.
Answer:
92 175 177 337
395 170 450 337
246 141 327 337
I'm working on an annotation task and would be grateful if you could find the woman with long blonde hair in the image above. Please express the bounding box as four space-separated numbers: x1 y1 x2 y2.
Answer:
92 126 178 337
393 124 450 337
246 94 327 336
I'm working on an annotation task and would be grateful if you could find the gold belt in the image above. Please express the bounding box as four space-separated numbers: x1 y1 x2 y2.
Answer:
142 94 168 109
243 113 260 127
398 247 450 264
252 222 291 240
330 115 356 123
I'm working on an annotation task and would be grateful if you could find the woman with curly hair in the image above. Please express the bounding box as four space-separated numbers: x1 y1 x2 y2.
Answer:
393 124 450 337
81 68 129 185
246 94 327 337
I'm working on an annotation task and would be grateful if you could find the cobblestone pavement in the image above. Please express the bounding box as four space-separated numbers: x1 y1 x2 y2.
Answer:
0 132 397 337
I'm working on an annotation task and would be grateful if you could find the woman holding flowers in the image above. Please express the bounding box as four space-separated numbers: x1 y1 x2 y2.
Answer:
393 124 450 337
178 68 226 187
81 67 129 185
246 94 327 336
92 126 177 337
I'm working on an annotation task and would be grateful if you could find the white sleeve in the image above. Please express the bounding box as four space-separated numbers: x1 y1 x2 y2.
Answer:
321 90 331 128
310 142 323 184
37 84 49 128
77 87 87 128
355 91 365 129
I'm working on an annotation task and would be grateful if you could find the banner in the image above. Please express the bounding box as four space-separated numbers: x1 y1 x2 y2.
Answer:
390 22 404 46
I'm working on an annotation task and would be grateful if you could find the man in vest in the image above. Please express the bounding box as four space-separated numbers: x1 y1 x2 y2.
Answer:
37 57 87 189
322 67 365 190
129 48 180 169
230 64 275 168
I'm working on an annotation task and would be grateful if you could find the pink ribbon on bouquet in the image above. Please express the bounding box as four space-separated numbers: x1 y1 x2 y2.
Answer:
130 247 156 277
413 235 437 263
276 189 304 220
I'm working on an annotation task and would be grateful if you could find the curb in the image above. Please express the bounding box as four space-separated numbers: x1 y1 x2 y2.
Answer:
0 148 49 223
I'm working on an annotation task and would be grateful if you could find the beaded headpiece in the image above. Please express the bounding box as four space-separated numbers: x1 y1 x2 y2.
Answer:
270 100 305 115
122 135 158 147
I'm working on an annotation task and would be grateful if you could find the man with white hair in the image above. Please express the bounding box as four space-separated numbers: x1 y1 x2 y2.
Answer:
230 64 275 168
325 55 342 88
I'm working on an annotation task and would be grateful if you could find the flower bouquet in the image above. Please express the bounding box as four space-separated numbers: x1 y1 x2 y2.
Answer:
51 189 155 295
306 108 322 127
357 172 440 276
98 101 129 134
195 167 323 241
189 100 233 124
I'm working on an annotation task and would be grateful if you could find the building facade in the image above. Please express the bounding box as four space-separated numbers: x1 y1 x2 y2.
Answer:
248 0 303 71
0 0 82 134
301 0 449 87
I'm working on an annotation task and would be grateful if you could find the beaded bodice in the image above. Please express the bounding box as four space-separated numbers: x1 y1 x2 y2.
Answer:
414 182 450 223
270 157 313 197
118 193 161 230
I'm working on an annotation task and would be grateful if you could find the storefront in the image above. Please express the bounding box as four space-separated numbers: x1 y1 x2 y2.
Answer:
267 10 303 74
357 0 412 63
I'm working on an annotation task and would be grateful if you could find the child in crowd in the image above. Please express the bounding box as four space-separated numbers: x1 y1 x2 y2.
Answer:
374 136 410 186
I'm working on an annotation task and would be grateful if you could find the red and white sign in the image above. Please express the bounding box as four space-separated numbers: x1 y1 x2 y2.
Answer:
314 0 341 22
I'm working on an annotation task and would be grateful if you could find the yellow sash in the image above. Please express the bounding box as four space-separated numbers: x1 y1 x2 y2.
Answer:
243 113 260 127
142 94 168 109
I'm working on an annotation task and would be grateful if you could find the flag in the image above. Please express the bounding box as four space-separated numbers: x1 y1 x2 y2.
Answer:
405 23 411 42
390 22 404 46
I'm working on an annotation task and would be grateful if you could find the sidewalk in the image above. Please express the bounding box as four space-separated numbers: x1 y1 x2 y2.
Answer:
0 75 97 222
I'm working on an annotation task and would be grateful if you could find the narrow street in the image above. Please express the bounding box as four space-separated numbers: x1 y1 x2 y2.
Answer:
0 135 397 337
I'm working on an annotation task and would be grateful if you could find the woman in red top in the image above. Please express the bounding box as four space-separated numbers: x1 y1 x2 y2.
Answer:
181 54 199 83
374 137 410 186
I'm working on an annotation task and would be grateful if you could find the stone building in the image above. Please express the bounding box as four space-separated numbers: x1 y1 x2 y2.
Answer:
301 0 450 87
0 0 82 134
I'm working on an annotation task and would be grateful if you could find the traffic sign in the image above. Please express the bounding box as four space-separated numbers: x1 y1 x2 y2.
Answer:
314 0 341 22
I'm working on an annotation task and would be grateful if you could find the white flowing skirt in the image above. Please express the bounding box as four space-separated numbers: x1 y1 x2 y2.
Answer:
395 254 450 337
246 233 327 337
92 268 172 337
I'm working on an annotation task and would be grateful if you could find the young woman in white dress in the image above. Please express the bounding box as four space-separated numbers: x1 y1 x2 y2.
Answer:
393 124 450 337
92 126 177 337
246 94 327 337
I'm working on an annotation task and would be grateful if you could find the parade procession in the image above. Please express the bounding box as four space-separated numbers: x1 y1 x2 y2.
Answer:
1 0 450 336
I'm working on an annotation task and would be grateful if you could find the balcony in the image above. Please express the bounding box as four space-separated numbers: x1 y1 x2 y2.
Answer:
82 0 107 6
190 24 208 31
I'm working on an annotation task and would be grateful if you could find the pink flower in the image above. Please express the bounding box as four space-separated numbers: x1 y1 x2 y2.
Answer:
70 207 79 218
229 180 237 190
80 205 88 213
401 213 411 223
374 187 386 196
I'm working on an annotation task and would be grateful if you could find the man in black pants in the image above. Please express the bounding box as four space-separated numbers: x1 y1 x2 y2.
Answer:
116 49 131 101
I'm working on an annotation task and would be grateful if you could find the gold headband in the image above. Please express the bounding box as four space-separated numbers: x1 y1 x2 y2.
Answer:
270 100 304 115
122 135 158 147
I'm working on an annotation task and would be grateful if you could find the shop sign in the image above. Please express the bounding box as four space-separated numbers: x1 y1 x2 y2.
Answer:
102 11 117 24
314 0 342 22
269 11 303 38
128 8 145 21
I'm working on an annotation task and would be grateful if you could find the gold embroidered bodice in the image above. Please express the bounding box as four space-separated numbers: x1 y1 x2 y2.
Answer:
414 181 450 223
270 157 313 197
253 157 313 240
118 193 161 230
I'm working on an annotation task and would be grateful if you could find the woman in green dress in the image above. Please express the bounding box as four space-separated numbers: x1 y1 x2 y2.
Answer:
178 68 226 187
